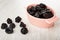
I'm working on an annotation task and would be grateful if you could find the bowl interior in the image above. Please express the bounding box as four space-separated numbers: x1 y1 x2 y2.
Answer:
27 4 55 19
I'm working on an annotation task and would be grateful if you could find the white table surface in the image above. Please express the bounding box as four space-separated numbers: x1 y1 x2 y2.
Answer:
0 0 60 40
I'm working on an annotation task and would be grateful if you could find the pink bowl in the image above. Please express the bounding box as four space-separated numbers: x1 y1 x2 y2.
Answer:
26 4 58 28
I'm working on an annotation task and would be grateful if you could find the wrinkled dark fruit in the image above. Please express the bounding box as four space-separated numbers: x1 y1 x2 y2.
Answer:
27 3 54 19
20 22 26 28
7 18 12 24
1 23 8 29
27 6 36 16
21 28 28 34
35 5 41 11
39 3 47 10
39 14 45 18
34 12 40 18
9 23 16 29
43 12 53 19
5 27 13 34
15 16 22 23
30 6 36 12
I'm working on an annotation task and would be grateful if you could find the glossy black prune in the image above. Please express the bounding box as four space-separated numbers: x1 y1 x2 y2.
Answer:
21 27 28 34
27 6 36 16
1 23 8 29
20 22 26 28
15 16 22 23
5 27 13 34
9 23 16 29
7 18 12 24
39 3 47 10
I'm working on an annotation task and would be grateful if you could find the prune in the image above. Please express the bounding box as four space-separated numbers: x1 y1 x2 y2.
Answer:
15 16 22 23
1 23 8 29
21 27 28 34
7 18 12 24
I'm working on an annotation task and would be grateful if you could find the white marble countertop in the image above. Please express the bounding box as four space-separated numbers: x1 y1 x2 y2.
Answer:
0 0 60 40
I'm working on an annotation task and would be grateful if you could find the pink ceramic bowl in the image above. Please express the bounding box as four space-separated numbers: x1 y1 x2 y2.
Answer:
26 4 58 28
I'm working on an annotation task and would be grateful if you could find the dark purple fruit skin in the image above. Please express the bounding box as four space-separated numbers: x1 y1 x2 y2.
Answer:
9 23 16 29
39 14 45 18
5 27 13 34
21 28 28 34
40 8 53 19
43 12 53 19
27 3 53 19
27 6 36 16
1 23 8 29
15 16 22 23
39 3 47 10
20 22 26 28
35 5 41 11
34 12 40 18
7 18 12 24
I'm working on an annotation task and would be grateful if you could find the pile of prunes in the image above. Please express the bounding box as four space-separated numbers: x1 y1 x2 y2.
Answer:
27 3 54 19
